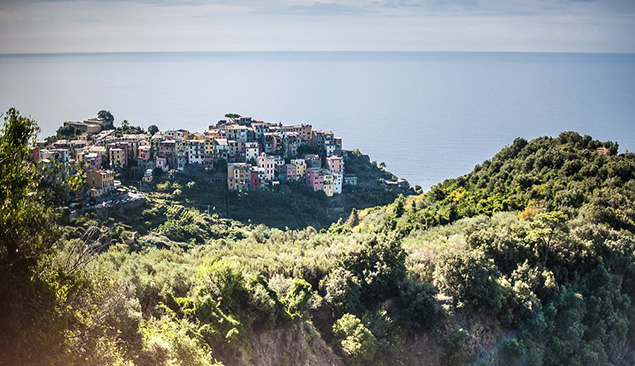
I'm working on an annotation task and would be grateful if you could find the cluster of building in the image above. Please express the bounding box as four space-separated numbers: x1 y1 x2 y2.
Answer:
220 117 349 196
35 115 354 198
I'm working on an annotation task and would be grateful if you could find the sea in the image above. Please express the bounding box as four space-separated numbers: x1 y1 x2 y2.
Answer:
1 51 634 190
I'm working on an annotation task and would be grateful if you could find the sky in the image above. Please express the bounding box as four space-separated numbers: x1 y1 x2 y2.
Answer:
0 0 634 54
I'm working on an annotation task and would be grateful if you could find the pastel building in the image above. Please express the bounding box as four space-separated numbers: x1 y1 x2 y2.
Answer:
257 153 276 182
284 164 297 182
291 159 307 180
281 124 312 142
332 172 343 195
138 145 151 162
306 168 324 191
204 137 214 157
86 170 114 197
327 155 344 174
188 140 205 164
323 172 335 197
83 152 102 171
251 122 270 139
109 148 125 169
227 163 251 191
159 140 177 167
226 125 251 142
245 142 259 162
41 149 70 165
213 139 229 160
156 157 168 172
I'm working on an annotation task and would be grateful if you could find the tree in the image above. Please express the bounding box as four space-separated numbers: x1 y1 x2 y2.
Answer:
333 313 377 365
528 211 568 268
97 110 114 129
398 280 444 330
283 279 314 319
348 208 359 227
0 108 52 272
54 124 81 140
148 124 159 135
0 108 65 363
434 249 503 312
414 185 423 195
393 194 405 218
337 234 407 307
225 113 241 119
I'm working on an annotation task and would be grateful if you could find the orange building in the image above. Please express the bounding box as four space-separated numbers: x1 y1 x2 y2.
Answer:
86 170 115 197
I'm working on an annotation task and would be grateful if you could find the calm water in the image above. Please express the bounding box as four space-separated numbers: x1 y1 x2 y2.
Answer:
1 52 634 189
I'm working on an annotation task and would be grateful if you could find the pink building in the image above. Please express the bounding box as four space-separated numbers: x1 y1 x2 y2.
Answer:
306 168 324 191
284 163 297 182
227 163 251 191
326 155 344 174
138 145 151 161
156 157 168 172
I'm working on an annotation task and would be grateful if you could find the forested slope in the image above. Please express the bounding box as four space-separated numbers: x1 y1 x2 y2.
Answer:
333 131 635 365
1 108 633 366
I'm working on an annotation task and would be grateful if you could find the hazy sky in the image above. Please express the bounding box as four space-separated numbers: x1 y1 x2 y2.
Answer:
1 0 634 53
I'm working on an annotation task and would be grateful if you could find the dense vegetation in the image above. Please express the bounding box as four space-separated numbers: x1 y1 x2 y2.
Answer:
1 108 634 366
336 132 635 364
121 149 404 230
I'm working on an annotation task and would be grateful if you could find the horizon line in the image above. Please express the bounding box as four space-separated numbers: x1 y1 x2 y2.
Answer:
2 50 635 57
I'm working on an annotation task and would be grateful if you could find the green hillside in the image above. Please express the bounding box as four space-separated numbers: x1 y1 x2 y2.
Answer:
1 109 634 366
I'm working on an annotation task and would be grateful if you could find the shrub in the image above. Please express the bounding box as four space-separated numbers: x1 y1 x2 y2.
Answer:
283 279 314 319
398 280 444 330
340 234 407 305
321 267 362 316
333 313 377 365
434 249 503 312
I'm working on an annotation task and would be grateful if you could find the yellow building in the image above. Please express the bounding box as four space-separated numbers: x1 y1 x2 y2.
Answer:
109 148 125 169
204 137 214 157
86 170 114 197
323 173 334 197
291 158 306 180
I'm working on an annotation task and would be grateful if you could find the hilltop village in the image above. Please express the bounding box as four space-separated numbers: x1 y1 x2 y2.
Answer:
35 114 359 202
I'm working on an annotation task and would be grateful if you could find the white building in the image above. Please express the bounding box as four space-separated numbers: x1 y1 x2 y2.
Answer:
332 172 343 194
188 140 205 165
325 143 336 156
245 142 259 162
257 153 276 182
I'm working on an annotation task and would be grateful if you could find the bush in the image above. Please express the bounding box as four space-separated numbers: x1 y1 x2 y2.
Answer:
398 280 444 330
283 279 314 319
434 249 503 312
340 234 407 305
322 267 362 316
333 313 377 365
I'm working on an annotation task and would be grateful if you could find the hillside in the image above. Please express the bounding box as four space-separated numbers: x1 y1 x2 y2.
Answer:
125 148 409 230
1 109 634 366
